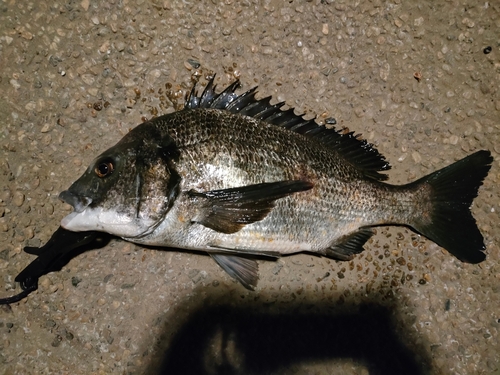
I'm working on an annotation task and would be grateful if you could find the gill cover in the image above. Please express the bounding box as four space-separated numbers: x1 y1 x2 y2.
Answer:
60 122 180 238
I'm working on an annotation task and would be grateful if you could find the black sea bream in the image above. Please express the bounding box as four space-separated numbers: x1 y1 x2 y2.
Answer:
58 78 492 289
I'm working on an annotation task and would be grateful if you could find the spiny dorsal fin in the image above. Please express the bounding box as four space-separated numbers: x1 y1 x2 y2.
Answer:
185 76 391 181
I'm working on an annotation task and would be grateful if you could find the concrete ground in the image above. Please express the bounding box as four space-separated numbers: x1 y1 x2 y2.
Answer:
0 1 499 374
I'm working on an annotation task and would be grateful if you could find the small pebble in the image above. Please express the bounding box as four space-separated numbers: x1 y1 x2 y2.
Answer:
449 135 459 145
461 17 475 28
71 276 82 287
40 276 52 290
24 227 34 239
0 219 8 232
396 257 406 266
116 41 126 52
64 330 74 340
44 203 54 215
81 74 95 85
411 151 422 163
81 0 90 11
51 335 63 347
445 299 451 311
103 274 113 283
187 58 200 69
21 31 33 40
13 191 25 207
483 46 492 54
414 17 424 26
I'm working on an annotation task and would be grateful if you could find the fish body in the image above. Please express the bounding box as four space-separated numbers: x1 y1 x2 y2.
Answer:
59 78 492 289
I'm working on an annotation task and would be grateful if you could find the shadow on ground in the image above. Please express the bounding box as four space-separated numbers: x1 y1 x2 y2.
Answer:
145 288 432 375
8 233 432 374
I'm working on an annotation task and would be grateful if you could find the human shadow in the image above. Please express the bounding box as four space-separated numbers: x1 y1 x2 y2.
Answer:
146 287 432 375
2 228 431 373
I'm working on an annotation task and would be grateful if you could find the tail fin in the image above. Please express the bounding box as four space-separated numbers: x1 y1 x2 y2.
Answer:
411 150 493 263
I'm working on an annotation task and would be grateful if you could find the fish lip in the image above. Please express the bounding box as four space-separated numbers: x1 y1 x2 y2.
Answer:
59 190 93 213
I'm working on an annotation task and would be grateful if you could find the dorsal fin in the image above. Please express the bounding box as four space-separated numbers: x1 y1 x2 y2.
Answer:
185 76 391 181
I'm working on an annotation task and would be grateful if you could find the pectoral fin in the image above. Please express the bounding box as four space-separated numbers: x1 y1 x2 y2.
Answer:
210 254 259 290
189 180 313 234
325 228 374 261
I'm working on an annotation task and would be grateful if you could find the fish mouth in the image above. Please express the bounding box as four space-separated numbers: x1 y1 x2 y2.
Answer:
59 190 93 213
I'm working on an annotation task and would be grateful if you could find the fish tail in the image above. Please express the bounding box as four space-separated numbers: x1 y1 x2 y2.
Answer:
409 150 493 263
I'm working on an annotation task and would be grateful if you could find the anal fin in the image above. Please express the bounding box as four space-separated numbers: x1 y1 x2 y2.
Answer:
210 254 259 290
325 228 374 261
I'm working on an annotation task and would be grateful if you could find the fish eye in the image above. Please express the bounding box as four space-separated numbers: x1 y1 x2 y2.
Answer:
95 160 115 178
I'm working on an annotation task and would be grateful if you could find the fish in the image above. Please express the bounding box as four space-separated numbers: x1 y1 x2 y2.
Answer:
47 77 492 290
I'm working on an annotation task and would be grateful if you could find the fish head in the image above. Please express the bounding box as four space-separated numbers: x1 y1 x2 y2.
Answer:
59 122 180 238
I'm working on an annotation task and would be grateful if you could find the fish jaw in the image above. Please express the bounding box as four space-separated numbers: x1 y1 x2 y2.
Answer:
59 190 92 213
59 189 154 237
60 206 145 237
59 189 98 231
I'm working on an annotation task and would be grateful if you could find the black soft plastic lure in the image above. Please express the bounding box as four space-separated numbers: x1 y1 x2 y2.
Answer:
0 228 106 304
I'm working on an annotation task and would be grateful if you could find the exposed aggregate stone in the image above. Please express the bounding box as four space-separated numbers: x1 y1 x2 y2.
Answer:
0 1 499 374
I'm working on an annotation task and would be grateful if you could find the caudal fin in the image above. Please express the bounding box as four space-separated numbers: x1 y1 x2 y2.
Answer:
411 150 493 263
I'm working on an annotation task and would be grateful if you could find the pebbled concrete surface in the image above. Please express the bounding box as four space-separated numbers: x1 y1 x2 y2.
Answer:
0 1 499 374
